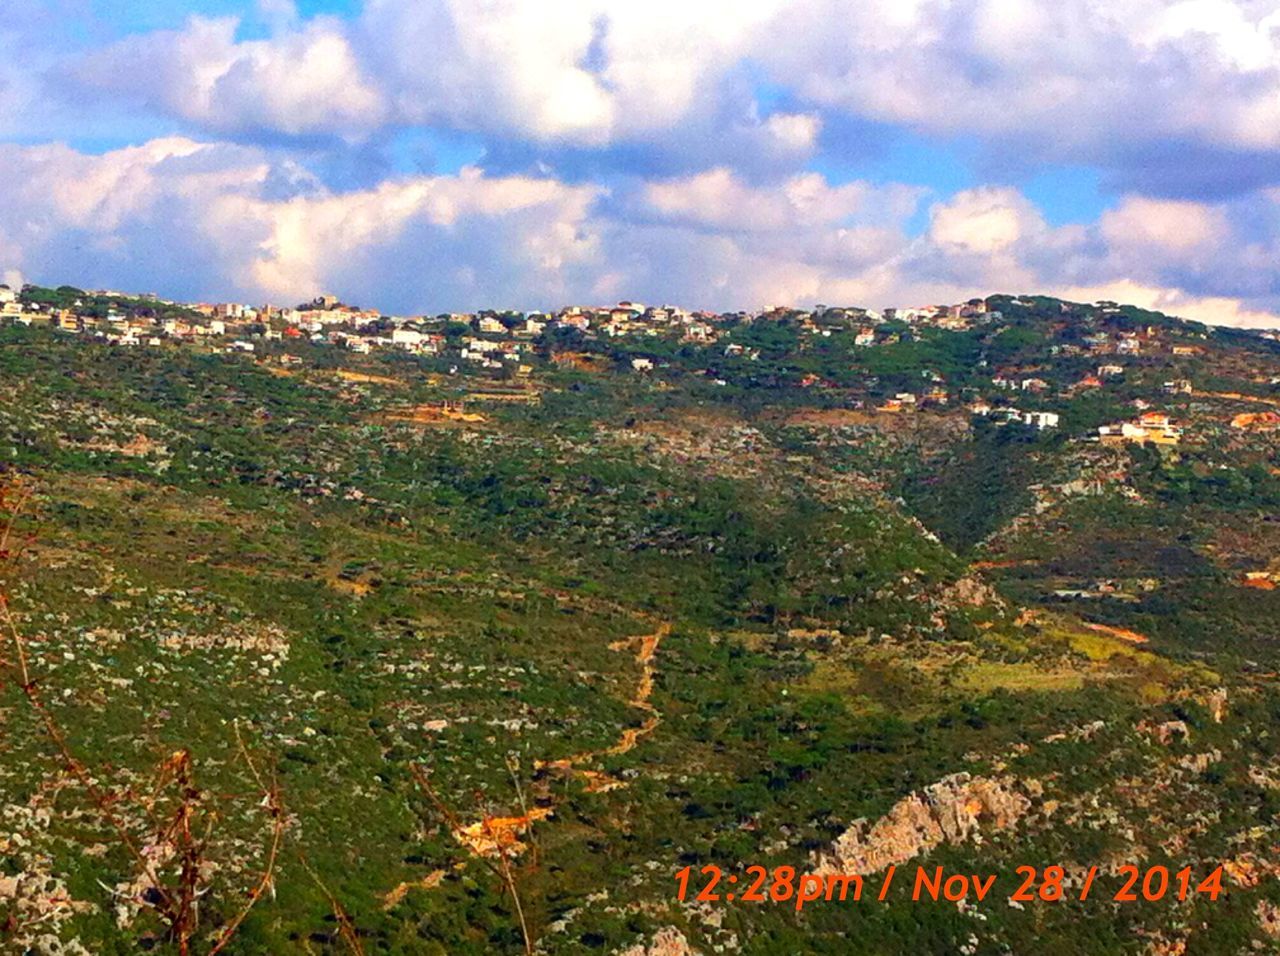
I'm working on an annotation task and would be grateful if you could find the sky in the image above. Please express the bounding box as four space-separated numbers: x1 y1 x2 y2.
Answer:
3 1 1280 325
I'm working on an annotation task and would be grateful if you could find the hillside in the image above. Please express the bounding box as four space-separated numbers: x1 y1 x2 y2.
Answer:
0 293 1278 953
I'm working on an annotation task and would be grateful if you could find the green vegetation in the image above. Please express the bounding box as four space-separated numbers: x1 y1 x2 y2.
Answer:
0 294 1278 953
20 284 207 323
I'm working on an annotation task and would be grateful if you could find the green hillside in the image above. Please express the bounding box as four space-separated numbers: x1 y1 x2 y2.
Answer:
0 295 1279 953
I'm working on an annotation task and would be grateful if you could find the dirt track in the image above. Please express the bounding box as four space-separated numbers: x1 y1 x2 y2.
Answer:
449 616 671 857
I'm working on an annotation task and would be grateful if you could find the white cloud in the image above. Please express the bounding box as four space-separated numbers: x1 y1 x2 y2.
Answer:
1139 0 1280 71
70 15 387 140
928 188 1047 254
14 0 1280 327
0 139 601 310
758 0 1280 165
618 179 1280 325
2 138 1279 328
356 0 614 143
236 166 602 302
641 167 921 233
1099 196 1230 262
30 0 1280 182
762 113 822 153
60 1 808 162
1 137 263 229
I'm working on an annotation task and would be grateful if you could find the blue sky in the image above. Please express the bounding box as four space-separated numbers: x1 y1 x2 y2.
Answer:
2 0 1280 326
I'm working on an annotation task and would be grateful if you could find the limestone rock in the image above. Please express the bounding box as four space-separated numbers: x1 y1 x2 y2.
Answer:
1139 720 1191 745
1258 900 1280 939
1205 687 1228 724
813 772 1033 876
617 926 699 956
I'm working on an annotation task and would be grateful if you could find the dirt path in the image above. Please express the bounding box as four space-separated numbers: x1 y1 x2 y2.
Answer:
538 621 670 775
1194 389 1280 408
449 807 556 857
445 617 671 858
1081 621 1149 644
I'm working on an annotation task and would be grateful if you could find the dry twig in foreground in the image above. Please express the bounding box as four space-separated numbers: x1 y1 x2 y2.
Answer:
0 479 287 953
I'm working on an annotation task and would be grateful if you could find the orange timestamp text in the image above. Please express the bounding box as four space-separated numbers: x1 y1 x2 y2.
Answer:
675 863 1226 912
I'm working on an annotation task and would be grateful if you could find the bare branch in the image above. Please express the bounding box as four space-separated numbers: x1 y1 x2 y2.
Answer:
207 724 286 956
298 852 365 956
409 763 534 956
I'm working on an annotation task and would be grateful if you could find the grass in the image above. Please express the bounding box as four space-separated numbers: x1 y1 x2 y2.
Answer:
953 660 1087 693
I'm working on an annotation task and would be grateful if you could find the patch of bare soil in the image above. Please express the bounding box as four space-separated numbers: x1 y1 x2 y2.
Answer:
379 404 487 426
334 370 405 387
1081 621 1150 644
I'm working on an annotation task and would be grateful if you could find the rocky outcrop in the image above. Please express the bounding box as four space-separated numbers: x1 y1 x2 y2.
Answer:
1043 719 1105 743
1258 900 1280 939
1140 720 1191 745
813 772 1034 876
1178 749 1221 773
1205 687 1228 724
617 926 699 956
938 575 1002 610
1248 763 1280 789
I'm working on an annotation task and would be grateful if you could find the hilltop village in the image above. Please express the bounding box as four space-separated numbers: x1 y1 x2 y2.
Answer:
4 284 1279 450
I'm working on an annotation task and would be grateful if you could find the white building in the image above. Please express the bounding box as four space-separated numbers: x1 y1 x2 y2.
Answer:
391 328 424 348
1021 411 1060 430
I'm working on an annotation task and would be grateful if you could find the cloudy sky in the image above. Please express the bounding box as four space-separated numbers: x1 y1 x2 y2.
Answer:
3 0 1280 324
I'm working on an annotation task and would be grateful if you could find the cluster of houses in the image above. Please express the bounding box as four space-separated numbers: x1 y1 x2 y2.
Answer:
0 289 1009 364
3 284 1251 450
1098 412 1183 445
2 296 169 346
560 303 718 342
874 387 951 413
2 290 1137 369
969 403 1061 430
992 374 1051 393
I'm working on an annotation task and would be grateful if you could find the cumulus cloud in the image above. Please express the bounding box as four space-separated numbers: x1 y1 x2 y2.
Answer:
929 188 1047 255
238 167 603 304
68 15 388 140
763 113 822 153
16 0 1280 327
640 167 922 233
351 0 785 145
0 135 921 315
762 0 1280 179
2 137 1279 327
42 0 1280 195
31 0 1280 191
52 1 823 181
1099 196 1230 256
620 177 1280 326
357 0 613 143
0 139 602 310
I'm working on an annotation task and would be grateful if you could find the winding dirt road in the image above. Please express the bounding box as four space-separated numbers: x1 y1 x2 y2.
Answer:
446 617 671 858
